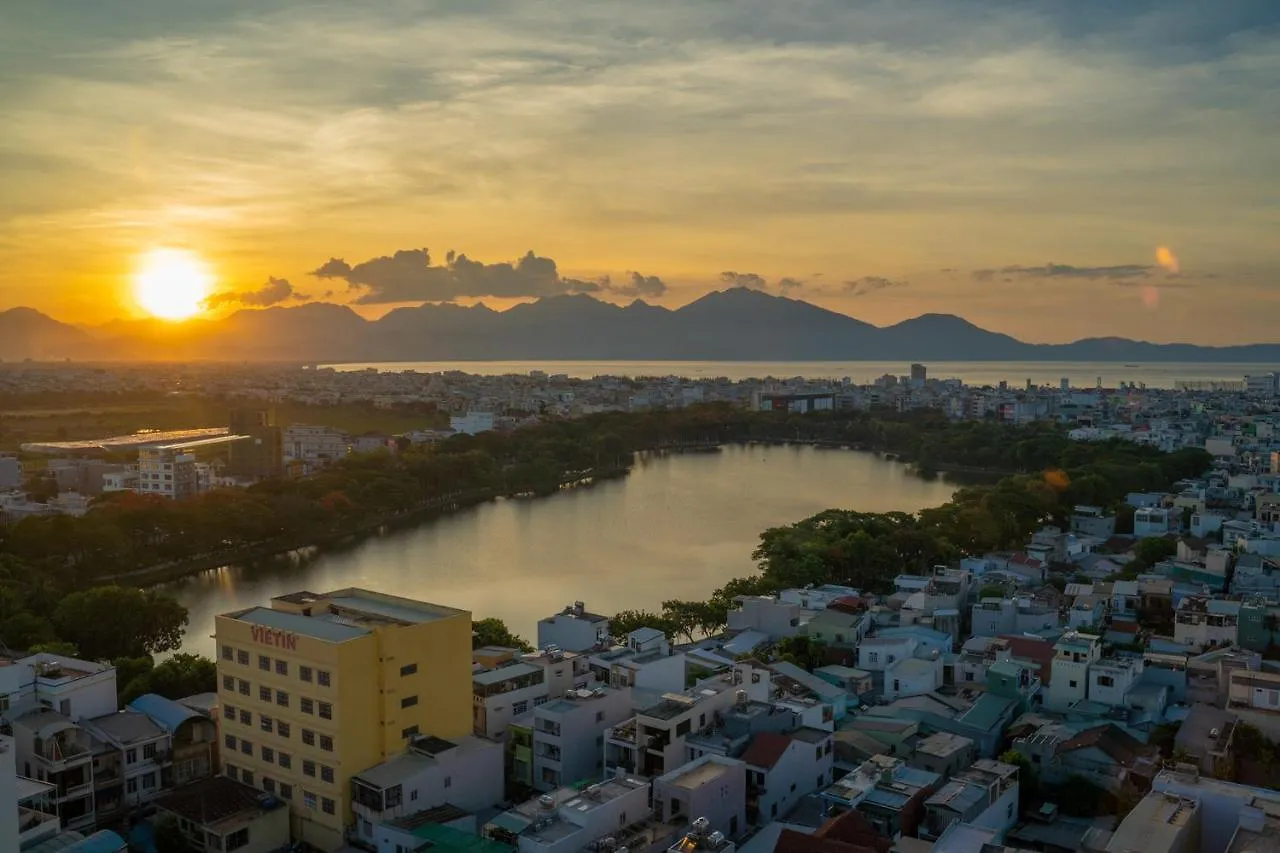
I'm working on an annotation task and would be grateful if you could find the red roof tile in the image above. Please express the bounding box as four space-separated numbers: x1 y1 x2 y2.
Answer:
741 732 792 770
999 634 1055 684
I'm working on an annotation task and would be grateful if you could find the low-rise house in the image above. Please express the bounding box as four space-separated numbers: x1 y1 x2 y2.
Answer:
813 665 874 699
884 657 944 701
350 735 504 848
726 596 801 639
531 686 632 792
1174 597 1241 651
1068 595 1107 629
536 601 611 653
909 732 976 780
1135 507 1178 538
1140 651 1188 704
919 759 1020 842
1088 656 1144 708
804 610 868 649
1110 581 1141 617
1013 723 1158 793
473 663 549 740
951 637 1013 687
742 728 834 825
779 585 861 612
1071 506 1116 539
587 629 685 694
484 776 652 852
864 690 1017 759
856 637 915 673
82 708 170 821
652 755 747 839
153 776 290 853
1173 703 1236 774
971 598 1060 637
1228 668 1280 713
768 661 849 725
605 675 748 778
128 693 218 789
819 755 940 840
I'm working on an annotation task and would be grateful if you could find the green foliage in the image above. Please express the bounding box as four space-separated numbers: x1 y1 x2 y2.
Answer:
53 586 188 660
472 617 533 652
154 814 193 853
610 610 676 638
979 583 1008 600
1132 537 1178 568
772 635 827 670
122 653 217 704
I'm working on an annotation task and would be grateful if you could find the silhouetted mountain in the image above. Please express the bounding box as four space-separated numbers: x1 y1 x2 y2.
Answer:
2 291 1278 362
0 308 92 360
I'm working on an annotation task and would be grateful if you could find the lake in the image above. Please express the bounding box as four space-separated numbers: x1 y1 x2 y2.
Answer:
164 445 957 656
321 359 1264 389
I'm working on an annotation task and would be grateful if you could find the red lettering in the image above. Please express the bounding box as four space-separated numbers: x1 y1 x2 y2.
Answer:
249 625 297 650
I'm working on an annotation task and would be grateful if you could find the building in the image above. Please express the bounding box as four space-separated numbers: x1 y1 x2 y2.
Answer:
228 409 284 480
537 602 611 653
484 776 652 852
1088 656 1144 708
751 391 835 413
450 412 496 435
1106 789 1200 853
1144 768 1280 853
1 734 16 851
920 759 1020 841
1228 668 1280 713
970 598 1059 638
472 663 548 741
127 693 219 790
283 425 349 472
1175 597 1241 651
81 708 170 822
1135 507 1178 538
136 445 200 500
652 756 747 839
819 755 940 839
531 686 633 792
0 454 21 490
1047 632 1102 711
214 588 473 850
605 676 751 779
726 597 802 640
910 732 977 781
349 735 504 848
910 364 927 385
3 733 62 850
741 728 834 825
154 776 291 853
1071 505 1117 539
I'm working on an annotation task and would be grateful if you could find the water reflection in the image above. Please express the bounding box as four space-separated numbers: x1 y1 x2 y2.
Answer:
164 445 958 655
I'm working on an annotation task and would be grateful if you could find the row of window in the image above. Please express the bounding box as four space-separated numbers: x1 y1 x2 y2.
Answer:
222 646 333 687
223 765 335 815
223 735 336 782
223 705 334 751
220 677 334 719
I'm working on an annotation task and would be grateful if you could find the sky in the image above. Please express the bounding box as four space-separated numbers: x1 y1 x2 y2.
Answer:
2 0 1278 344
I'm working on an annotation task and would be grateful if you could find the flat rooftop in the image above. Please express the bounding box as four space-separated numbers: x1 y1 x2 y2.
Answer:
1109 792 1199 853
663 758 735 790
227 606 370 642
224 589 468 641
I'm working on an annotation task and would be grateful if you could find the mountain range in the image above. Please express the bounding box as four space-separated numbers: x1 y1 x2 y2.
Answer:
2 289 1279 363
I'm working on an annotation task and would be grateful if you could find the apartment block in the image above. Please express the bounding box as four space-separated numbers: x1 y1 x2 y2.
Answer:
214 588 473 850
531 686 632 792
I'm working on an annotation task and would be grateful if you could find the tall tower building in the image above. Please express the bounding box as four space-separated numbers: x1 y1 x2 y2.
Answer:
214 589 473 849
228 408 284 480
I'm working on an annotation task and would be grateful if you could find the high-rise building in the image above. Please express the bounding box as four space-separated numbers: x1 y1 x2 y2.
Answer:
137 446 200 500
910 363 927 384
228 408 284 480
214 588 473 850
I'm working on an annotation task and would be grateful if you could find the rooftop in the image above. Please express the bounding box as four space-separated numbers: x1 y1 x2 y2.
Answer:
659 755 740 790
155 776 284 827
227 605 370 642
915 731 974 759
473 662 541 686
83 710 166 746
1108 792 1199 853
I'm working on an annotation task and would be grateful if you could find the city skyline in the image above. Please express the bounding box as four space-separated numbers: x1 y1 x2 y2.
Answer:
3 1 1278 344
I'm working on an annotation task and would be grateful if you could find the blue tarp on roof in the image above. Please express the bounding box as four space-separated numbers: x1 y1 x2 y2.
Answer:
128 693 202 733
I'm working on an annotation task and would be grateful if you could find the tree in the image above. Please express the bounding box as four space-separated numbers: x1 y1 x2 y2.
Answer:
122 653 217 704
472 618 533 652
154 814 193 853
53 586 188 660
611 610 675 638
114 656 156 700
979 583 1008 600
999 750 1036 816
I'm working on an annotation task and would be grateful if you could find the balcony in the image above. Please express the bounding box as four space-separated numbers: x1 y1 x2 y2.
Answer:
18 806 60 847
609 721 637 744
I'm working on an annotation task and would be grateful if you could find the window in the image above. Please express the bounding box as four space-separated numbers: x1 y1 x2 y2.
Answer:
278 721 291 738
444 776 452 789
278 753 292 769
320 735 334 752
259 686 272 702
222 645 234 661
237 650 249 666
321 765 335 783
242 770 254 787
238 679 250 696
304 791 318 811
1097 675 1115 687
127 778 137 794
263 777 276 794
262 747 275 764
276 659 289 676
318 702 332 720
964 672 974 682
261 715 273 733
318 670 331 687
322 797 336 815
400 663 418 677
143 772 156 789
225 734 237 750
512 700 528 715
676 720 691 737
386 785 403 807
241 740 253 756
300 666 313 682
534 696 548 706
302 729 315 746
224 705 235 720
301 698 314 715
303 760 316 777
280 784 293 800
226 828 249 851
224 763 238 780
411 790 419 801
596 711 605 723
1069 680 1078 688
259 655 271 671
239 709 252 725
402 725 419 739
401 695 418 709
868 652 879 664
223 675 235 691
126 748 137 764
276 690 289 708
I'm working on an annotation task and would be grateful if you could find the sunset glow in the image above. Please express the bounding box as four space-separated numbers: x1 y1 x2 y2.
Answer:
133 248 213 321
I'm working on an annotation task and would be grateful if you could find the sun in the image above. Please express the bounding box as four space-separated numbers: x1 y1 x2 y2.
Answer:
133 248 213 320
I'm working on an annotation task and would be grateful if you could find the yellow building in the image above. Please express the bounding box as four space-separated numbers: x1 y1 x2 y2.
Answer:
214 588 473 850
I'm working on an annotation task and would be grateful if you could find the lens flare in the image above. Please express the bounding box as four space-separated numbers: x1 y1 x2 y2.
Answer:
1155 246 1179 273
133 248 213 320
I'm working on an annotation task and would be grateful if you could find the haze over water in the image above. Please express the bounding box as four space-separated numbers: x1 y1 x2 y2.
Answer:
324 361 1265 389
166 445 956 656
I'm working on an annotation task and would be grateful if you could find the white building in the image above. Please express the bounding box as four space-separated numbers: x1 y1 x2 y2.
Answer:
856 637 917 673
450 412 496 435
473 664 549 741
101 468 138 493
283 425 349 470
1135 506 1178 538
486 776 652 853
652 756 748 840
0 455 23 490
970 598 1060 637
1047 632 1102 711
136 446 200 500
743 729 835 826
884 657 944 701
1174 597 1241 651
350 736 504 849
1088 657 1144 707
531 687 633 792
587 628 686 695
0 734 16 852
82 709 171 820
726 596 801 639
537 602 611 653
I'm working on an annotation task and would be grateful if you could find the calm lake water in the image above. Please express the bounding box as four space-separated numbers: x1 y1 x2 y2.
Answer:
165 445 956 656
322 360 1267 389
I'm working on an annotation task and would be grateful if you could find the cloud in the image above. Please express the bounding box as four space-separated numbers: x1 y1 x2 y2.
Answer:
844 276 907 296
777 277 804 293
719 271 769 290
205 276 304 308
311 247 597 303
973 263 1152 281
1155 246 1179 273
611 271 667 298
